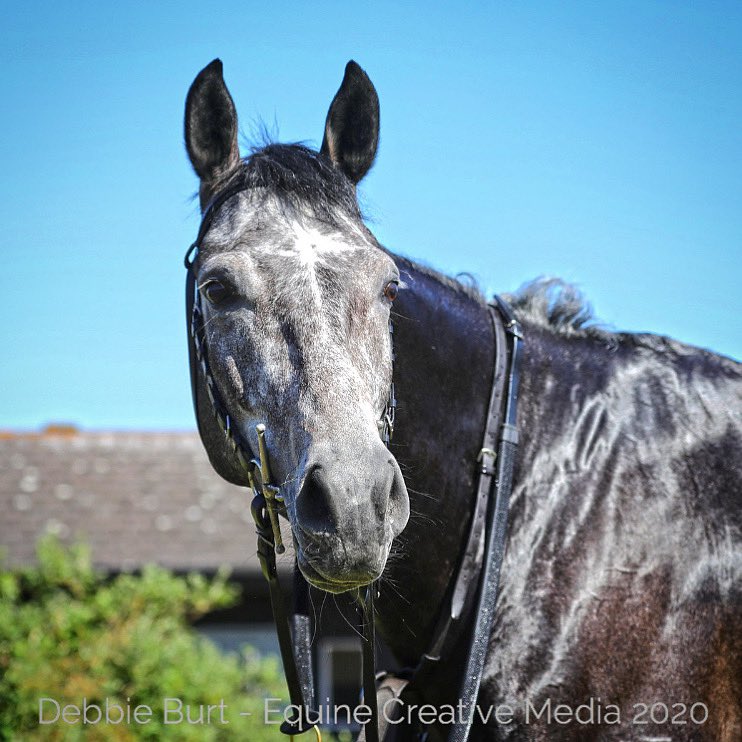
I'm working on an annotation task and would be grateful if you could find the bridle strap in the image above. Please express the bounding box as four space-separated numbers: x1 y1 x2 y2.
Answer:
419 301 510 669
185 179 260 485
447 296 523 742
184 178 255 273
185 272 203 440
292 566 317 713
361 587 380 742
252 496 319 736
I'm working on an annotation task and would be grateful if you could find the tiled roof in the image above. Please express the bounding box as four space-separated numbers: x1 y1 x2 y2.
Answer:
0 428 292 575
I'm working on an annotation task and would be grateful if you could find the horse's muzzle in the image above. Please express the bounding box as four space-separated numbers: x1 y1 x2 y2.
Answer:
292 442 409 591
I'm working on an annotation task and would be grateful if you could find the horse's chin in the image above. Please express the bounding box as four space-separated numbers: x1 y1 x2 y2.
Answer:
297 554 383 595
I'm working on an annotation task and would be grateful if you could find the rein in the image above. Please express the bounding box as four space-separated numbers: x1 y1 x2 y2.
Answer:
184 183 522 742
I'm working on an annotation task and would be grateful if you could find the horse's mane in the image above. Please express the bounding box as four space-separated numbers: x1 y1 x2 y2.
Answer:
393 268 614 344
504 278 613 342
505 278 734 361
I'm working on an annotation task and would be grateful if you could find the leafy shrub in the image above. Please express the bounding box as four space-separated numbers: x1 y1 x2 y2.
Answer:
0 537 287 740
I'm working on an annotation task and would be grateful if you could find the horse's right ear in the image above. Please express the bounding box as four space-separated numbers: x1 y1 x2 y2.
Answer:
185 59 240 201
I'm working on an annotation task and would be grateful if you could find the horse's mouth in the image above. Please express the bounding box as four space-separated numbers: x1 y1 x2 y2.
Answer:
297 553 381 594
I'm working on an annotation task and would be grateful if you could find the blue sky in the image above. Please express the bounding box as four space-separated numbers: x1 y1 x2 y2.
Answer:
2 2 740 429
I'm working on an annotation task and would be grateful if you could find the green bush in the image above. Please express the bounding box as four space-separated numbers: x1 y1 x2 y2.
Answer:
0 537 288 740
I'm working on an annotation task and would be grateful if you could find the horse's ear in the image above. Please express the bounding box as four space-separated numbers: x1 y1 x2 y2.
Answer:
320 61 380 184
185 59 240 198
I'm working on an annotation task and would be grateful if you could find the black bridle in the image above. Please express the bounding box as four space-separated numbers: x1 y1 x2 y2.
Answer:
184 182 522 742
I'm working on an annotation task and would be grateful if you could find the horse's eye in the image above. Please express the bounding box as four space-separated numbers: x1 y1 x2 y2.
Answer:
202 280 232 305
383 281 399 302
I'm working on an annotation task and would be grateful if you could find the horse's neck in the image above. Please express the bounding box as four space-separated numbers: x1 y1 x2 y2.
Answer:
377 257 495 664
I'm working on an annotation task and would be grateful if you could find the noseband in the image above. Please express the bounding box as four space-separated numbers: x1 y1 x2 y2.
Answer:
184 179 523 742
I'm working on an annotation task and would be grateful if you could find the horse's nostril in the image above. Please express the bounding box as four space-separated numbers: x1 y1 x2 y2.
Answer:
295 448 409 549
296 464 338 536
387 462 410 535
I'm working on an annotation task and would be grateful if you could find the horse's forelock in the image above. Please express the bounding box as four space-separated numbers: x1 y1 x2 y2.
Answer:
205 142 362 230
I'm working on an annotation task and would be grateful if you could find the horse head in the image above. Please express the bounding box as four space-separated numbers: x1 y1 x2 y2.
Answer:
184 60 409 594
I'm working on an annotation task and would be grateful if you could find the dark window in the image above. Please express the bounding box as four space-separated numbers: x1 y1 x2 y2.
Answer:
317 638 363 730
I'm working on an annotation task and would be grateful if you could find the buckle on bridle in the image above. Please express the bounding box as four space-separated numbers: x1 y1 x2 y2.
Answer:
476 447 497 475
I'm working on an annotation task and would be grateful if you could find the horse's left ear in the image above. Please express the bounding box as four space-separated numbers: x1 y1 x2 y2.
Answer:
320 61 380 184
